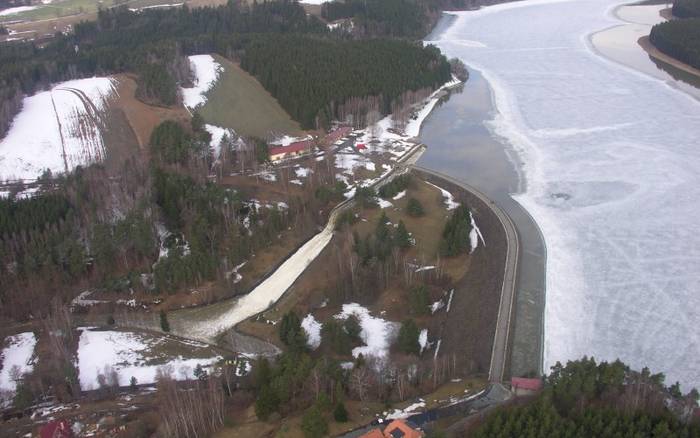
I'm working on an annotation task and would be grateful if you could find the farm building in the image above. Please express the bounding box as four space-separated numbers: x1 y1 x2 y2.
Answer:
269 139 314 162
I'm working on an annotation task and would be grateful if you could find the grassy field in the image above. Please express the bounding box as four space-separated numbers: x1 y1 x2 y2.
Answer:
198 55 303 139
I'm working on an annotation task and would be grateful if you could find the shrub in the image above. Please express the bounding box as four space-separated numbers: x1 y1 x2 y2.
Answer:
160 310 170 332
409 284 429 316
301 405 328 438
407 197 425 217
439 204 471 256
397 319 420 355
334 401 349 422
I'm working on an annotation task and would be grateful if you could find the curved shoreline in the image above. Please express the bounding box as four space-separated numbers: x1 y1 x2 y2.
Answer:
587 2 700 99
638 35 700 80
422 13 548 378
413 166 520 384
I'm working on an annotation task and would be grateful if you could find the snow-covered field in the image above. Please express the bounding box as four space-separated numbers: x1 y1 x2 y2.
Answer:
77 328 221 390
0 332 37 400
0 77 117 181
431 0 700 388
181 55 222 109
0 5 37 16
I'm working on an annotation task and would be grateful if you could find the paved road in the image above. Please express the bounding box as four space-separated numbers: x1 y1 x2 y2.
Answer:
412 166 520 384
338 383 512 438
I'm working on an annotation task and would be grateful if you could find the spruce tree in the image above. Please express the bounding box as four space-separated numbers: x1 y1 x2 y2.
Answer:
394 220 411 249
333 401 349 422
160 310 170 332
301 405 328 438
397 319 420 355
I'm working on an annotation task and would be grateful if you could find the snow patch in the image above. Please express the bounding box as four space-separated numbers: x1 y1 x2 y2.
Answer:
418 329 428 354
181 55 222 110
0 332 37 398
295 167 312 178
378 198 393 209
469 211 486 253
336 303 398 366
0 5 37 16
301 314 322 350
392 190 407 200
426 181 459 210
385 400 426 420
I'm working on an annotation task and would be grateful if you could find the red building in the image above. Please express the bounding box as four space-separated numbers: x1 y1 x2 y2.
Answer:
269 139 314 162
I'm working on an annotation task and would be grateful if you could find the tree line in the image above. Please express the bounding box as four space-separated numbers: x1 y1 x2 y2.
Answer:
0 0 452 138
649 17 700 70
321 0 438 38
673 0 700 19
471 358 700 437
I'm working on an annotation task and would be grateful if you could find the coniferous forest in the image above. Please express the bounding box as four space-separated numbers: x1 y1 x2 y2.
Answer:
650 0 700 71
0 0 450 137
472 358 700 438
673 0 700 19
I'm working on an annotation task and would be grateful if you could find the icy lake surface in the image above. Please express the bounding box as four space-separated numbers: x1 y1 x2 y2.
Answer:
430 0 700 388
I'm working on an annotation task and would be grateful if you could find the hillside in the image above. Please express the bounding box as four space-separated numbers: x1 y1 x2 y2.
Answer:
198 55 302 138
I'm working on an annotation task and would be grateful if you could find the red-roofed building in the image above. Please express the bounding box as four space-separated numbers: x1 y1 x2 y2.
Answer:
360 429 385 438
511 377 543 396
356 143 367 150
359 419 423 438
269 139 314 162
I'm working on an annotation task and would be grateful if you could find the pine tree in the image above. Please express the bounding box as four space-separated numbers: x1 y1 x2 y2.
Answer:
301 405 328 438
394 220 411 249
333 401 349 422
409 284 429 316
255 385 280 421
160 310 170 332
397 319 420 355
407 197 425 217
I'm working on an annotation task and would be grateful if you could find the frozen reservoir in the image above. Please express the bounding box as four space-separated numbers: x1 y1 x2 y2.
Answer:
426 0 700 388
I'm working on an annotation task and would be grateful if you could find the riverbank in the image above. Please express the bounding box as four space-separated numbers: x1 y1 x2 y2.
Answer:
639 35 700 80
589 2 700 98
412 167 519 384
416 55 546 378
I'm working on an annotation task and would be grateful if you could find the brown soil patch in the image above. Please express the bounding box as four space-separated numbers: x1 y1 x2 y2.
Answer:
113 74 191 149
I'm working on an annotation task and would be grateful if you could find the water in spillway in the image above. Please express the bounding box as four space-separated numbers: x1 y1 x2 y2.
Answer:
426 0 700 389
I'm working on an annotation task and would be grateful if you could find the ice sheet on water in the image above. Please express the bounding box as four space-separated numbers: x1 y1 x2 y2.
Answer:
432 0 700 388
